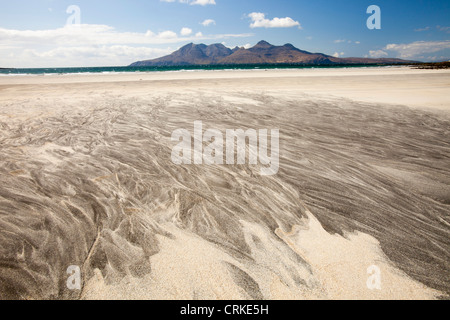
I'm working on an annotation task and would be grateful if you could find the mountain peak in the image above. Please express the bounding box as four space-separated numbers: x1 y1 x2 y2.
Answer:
210 43 226 47
254 40 273 48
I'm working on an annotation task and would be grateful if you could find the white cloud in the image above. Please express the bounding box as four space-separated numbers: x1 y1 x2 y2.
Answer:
437 25 450 33
190 0 216 5
180 27 193 36
0 25 250 46
426 56 447 61
369 50 388 58
0 45 173 68
157 30 178 39
160 0 216 5
248 12 301 29
223 43 252 50
414 27 430 32
335 39 359 44
332 52 345 58
0 24 253 67
384 40 450 59
201 19 216 27
0 25 182 46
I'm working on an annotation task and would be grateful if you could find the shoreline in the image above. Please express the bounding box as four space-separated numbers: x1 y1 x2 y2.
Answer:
0 65 445 81
1 66 449 111
0 64 414 75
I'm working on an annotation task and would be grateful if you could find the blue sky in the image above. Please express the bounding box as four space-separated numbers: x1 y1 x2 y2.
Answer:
1 0 449 67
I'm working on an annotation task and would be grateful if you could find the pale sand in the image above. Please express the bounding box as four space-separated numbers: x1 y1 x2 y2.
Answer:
0 67 449 300
1 66 449 110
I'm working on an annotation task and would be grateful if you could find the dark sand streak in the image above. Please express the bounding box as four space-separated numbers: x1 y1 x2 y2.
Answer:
0 80 449 299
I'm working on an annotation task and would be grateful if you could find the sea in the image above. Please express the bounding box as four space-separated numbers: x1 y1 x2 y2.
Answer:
0 63 400 76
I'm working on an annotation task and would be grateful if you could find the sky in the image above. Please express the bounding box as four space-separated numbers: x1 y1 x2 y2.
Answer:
0 0 449 68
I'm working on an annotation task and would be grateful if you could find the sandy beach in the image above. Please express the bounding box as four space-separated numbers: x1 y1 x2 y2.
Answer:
0 66 449 300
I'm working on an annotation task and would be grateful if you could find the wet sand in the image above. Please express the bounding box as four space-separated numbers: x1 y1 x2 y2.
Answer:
0 67 449 300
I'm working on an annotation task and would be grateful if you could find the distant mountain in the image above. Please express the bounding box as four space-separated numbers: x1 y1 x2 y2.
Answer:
129 41 417 67
130 43 233 67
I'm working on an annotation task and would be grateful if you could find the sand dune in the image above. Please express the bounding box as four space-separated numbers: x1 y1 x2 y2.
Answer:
0 67 449 300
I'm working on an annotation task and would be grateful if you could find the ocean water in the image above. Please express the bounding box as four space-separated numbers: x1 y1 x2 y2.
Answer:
0 64 395 75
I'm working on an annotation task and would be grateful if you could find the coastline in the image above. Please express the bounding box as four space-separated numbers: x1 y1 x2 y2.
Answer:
1 66 449 111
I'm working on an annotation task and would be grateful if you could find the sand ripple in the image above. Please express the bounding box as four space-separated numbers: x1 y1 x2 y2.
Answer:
0 88 449 299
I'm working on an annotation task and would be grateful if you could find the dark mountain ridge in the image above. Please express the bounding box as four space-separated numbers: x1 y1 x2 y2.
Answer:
130 41 417 67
